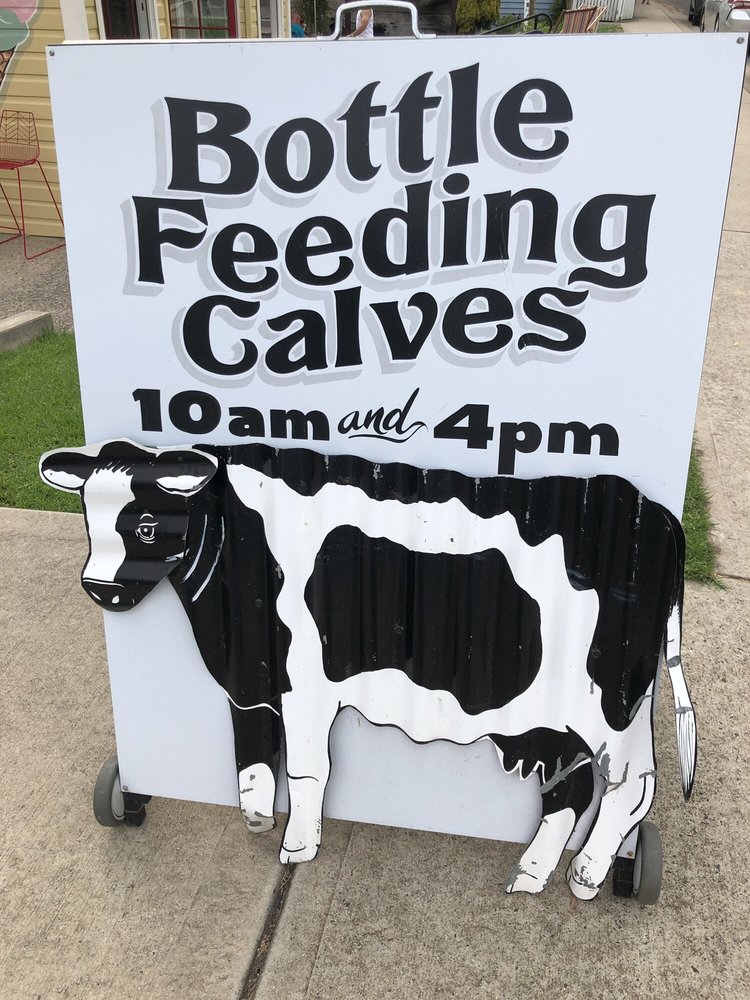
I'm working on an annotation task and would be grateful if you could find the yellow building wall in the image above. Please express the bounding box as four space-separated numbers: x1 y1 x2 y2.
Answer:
0 1 64 238
242 0 260 36
85 0 100 37
155 0 168 38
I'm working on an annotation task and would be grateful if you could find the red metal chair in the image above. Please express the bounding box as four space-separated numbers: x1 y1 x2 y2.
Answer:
0 109 65 260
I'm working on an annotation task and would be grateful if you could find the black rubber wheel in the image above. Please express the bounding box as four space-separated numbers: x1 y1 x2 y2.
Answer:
633 821 663 905
93 755 126 827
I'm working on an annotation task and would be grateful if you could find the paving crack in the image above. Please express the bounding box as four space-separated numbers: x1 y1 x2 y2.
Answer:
717 572 750 584
303 824 356 997
239 863 296 1000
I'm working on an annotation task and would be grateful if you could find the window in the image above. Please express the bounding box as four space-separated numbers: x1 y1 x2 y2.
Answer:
102 0 153 38
168 0 238 38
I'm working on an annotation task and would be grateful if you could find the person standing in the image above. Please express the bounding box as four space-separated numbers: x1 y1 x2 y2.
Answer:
347 7 373 37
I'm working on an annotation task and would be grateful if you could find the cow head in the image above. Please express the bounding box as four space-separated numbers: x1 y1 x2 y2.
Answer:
40 439 218 611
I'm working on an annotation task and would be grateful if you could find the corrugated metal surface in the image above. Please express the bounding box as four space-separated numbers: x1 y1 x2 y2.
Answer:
210 442 684 734
42 438 686 739
40 437 696 896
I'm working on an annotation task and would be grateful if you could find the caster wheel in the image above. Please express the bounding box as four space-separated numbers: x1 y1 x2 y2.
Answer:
93 756 150 827
633 821 662 905
612 821 662 904
93 755 125 827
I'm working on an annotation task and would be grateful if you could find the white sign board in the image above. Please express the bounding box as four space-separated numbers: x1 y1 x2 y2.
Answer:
48 34 743 844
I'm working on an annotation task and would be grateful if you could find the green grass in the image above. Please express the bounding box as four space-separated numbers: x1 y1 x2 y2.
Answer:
0 330 720 583
683 447 721 585
0 330 84 513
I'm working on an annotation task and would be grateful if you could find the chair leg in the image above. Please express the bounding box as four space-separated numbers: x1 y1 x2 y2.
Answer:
0 175 23 247
21 162 66 261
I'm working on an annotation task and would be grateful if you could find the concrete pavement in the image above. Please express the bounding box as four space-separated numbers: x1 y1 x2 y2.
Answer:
1 6 749 997
0 238 73 333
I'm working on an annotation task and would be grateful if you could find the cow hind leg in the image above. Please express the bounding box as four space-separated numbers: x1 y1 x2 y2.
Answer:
567 707 656 900
230 703 281 834
492 729 597 895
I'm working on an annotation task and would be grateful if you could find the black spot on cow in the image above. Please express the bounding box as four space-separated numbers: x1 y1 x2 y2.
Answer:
305 525 543 714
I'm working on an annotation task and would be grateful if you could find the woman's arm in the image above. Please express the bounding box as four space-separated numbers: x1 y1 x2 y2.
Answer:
348 8 372 36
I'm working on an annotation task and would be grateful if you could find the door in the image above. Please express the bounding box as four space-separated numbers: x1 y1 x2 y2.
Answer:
101 0 154 38
259 0 282 37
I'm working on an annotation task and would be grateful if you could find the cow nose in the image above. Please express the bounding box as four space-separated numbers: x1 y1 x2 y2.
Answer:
83 580 129 609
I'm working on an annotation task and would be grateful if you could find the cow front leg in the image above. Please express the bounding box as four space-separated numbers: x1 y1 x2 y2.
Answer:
506 761 596 894
504 744 597 895
491 729 598 895
279 690 338 864
230 703 281 834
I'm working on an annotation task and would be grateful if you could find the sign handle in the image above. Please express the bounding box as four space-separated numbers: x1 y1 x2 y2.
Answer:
328 1 436 40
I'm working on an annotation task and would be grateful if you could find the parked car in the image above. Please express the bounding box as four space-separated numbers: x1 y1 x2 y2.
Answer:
704 0 750 31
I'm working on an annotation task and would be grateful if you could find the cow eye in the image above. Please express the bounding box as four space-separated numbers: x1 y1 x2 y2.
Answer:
135 514 158 544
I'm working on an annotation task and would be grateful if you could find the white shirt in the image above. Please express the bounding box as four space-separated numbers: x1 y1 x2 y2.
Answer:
355 8 374 37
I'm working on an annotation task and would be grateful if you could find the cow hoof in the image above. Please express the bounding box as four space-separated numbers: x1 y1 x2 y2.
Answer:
505 859 549 893
566 861 601 900
504 867 547 895
238 763 276 833
242 811 277 833
279 843 319 864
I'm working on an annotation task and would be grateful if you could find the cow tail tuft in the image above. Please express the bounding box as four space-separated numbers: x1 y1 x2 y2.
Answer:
664 574 697 801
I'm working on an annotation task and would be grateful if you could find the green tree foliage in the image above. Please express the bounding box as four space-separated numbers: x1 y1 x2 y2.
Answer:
294 0 331 34
456 0 499 32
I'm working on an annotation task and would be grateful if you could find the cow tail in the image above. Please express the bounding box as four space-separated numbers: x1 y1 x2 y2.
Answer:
664 534 697 801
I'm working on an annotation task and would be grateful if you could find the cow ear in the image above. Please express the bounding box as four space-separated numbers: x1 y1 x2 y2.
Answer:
39 449 95 493
153 450 219 496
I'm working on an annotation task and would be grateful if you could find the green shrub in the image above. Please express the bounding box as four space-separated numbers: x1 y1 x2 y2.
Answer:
548 0 566 23
457 0 499 33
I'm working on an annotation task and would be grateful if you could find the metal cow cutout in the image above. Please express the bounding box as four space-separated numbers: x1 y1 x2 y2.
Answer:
40 439 697 899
